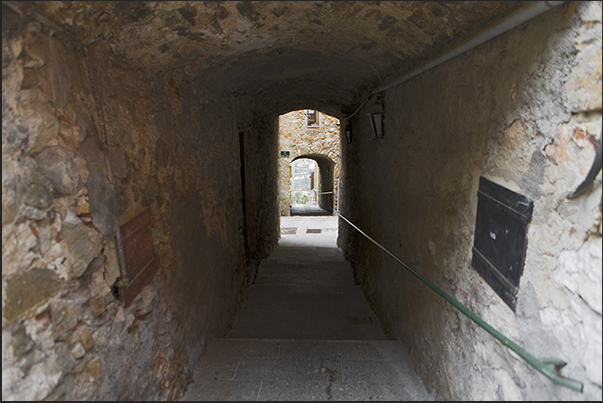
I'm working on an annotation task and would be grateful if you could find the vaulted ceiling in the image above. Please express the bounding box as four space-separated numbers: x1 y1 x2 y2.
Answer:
28 1 524 114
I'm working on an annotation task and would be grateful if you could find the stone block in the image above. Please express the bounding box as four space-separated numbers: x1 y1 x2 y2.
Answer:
2 222 38 277
49 299 78 340
89 296 106 316
60 222 103 278
19 348 35 375
75 326 94 351
3 268 64 323
20 94 59 156
92 326 109 349
23 205 45 220
53 342 73 371
21 157 54 210
2 160 19 224
2 123 29 154
84 251 106 276
37 216 53 255
35 146 88 197
84 356 102 383
89 265 111 299
21 359 63 400
11 326 35 358
77 203 90 215
71 342 85 359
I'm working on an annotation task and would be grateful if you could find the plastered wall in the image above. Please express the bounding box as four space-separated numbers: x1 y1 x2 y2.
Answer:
340 3 602 400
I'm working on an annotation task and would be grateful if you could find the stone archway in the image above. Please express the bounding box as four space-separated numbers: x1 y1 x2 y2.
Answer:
289 154 336 214
278 110 340 216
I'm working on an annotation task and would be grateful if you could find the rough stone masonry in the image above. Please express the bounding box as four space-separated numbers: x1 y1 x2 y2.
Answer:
278 110 341 216
2 2 278 399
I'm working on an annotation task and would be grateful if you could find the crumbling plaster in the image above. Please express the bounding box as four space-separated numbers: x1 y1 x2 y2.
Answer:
340 2 602 400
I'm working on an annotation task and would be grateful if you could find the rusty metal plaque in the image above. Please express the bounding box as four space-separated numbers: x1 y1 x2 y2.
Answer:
120 209 159 307
472 177 533 312
306 228 322 234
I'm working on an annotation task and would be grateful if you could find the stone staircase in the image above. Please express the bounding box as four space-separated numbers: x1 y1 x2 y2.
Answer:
181 218 431 401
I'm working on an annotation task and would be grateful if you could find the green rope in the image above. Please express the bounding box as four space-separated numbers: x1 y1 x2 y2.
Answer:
336 211 583 392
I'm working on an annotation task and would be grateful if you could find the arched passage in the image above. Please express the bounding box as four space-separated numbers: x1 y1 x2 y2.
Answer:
291 154 336 215
278 109 340 216
2 2 601 402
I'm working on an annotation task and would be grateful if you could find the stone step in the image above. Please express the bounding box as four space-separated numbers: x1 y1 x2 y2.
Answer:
265 253 346 263
254 262 355 286
180 339 432 401
179 219 431 401
226 284 386 340
257 261 349 268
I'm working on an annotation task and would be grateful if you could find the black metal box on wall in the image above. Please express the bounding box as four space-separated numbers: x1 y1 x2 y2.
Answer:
472 177 534 312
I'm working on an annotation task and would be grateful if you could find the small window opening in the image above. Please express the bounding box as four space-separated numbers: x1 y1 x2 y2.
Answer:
304 109 320 128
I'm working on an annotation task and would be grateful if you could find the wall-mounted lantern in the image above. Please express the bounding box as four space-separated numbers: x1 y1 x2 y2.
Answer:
367 112 384 139
367 93 384 139
344 121 353 144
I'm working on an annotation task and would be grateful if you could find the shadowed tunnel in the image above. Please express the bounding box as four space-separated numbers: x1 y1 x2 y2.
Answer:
2 1 602 401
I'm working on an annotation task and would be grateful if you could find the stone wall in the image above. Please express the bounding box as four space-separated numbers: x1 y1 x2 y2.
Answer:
2 5 277 400
239 111 280 275
278 110 340 215
340 2 602 400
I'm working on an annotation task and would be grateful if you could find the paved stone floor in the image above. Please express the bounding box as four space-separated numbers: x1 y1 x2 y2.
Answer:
180 216 432 401
290 202 331 216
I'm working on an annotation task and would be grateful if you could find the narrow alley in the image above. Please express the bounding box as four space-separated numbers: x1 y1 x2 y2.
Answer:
2 1 601 401
182 216 430 401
